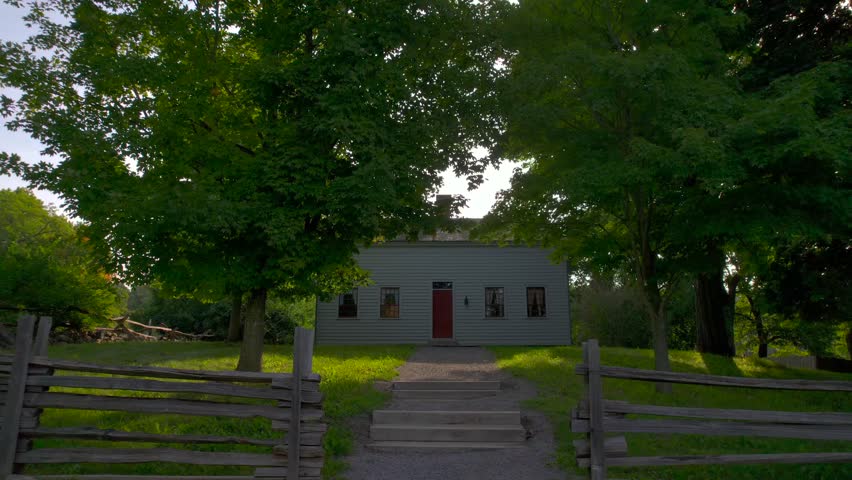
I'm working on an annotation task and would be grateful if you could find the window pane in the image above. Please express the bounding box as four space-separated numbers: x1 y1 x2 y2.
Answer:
527 287 546 317
380 287 400 318
485 287 504 318
338 289 357 318
432 282 453 289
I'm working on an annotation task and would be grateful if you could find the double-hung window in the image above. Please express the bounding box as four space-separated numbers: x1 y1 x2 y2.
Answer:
380 287 400 318
485 287 504 318
338 290 358 318
527 287 546 317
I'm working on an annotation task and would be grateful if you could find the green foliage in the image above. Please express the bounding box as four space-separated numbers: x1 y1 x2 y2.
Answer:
572 279 696 350
0 0 505 298
1 0 506 369
665 282 698 351
492 345 852 479
129 288 233 338
734 1 852 91
129 286 316 343
571 280 652 349
480 0 850 359
0 188 125 330
719 1 851 358
264 296 315 344
478 0 746 363
23 341 413 478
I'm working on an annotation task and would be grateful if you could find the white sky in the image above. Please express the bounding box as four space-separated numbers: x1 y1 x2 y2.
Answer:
0 3 511 218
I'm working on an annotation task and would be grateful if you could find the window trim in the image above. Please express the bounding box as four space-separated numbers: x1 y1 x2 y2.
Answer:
526 286 547 318
484 287 505 318
379 287 401 319
337 289 358 319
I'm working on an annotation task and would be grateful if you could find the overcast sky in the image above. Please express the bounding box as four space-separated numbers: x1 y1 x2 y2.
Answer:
0 3 511 218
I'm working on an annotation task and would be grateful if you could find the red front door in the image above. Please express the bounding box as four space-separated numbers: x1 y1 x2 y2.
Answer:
432 290 453 338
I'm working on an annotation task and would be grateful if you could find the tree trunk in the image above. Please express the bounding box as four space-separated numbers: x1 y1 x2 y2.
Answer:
627 185 671 393
747 294 768 358
237 288 267 372
755 314 769 358
846 329 852 361
651 305 672 394
227 292 243 343
694 268 735 356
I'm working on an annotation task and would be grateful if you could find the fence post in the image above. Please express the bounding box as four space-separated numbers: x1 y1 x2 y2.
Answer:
288 327 315 480
12 317 54 471
584 339 606 480
32 317 51 357
0 315 36 477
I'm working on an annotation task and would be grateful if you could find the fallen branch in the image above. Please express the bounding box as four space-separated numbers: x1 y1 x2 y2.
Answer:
105 316 215 341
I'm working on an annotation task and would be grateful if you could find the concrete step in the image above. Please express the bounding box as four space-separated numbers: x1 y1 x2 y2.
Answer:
370 424 526 442
392 381 501 391
368 440 525 451
392 389 499 400
428 339 460 346
373 410 520 425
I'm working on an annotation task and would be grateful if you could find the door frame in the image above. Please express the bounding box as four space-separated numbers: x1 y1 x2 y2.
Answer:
431 281 454 340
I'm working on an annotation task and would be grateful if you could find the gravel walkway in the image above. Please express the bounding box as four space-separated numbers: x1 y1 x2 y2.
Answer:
343 346 568 480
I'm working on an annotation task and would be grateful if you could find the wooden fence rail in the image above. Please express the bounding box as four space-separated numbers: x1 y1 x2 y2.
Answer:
0 316 325 480
571 339 852 479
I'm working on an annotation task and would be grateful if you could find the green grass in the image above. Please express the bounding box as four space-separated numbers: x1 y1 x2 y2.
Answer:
491 346 852 480
22 341 413 479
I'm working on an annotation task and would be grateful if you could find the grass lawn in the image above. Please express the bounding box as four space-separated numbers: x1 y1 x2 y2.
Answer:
20 341 413 479
491 346 852 480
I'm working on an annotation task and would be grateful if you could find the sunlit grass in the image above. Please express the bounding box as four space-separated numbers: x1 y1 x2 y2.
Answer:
491 346 852 480
24 341 412 479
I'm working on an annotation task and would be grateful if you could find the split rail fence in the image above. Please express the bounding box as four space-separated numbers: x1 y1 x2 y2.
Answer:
0 315 325 480
572 339 852 480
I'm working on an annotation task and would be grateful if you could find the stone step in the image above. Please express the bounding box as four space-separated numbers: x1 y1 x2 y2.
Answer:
370 424 526 443
373 410 520 425
368 440 525 451
393 381 500 391
392 389 499 400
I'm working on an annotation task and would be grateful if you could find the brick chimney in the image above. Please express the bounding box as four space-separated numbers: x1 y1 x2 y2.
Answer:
435 194 453 219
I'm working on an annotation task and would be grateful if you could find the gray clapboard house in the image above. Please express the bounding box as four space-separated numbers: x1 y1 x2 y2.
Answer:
315 229 572 345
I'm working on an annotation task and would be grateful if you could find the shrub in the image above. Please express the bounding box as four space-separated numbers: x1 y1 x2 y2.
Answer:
572 280 652 349
572 279 697 350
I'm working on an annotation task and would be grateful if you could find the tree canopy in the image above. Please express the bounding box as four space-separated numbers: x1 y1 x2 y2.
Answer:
1 0 506 370
0 188 124 328
480 0 850 367
479 0 743 381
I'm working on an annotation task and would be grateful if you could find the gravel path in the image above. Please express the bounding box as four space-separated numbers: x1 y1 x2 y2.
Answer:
343 346 568 480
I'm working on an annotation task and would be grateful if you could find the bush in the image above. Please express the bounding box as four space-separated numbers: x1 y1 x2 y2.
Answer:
572 280 652 349
128 286 230 338
127 287 316 344
264 296 315 344
572 279 697 350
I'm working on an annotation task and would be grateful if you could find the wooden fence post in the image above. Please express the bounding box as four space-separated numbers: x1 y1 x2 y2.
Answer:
12 317 54 472
32 317 51 357
0 315 36 477
584 339 606 480
288 327 315 480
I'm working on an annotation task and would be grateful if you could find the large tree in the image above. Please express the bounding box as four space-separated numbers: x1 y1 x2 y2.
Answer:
684 0 852 356
480 0 741 386
1 0 504 370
